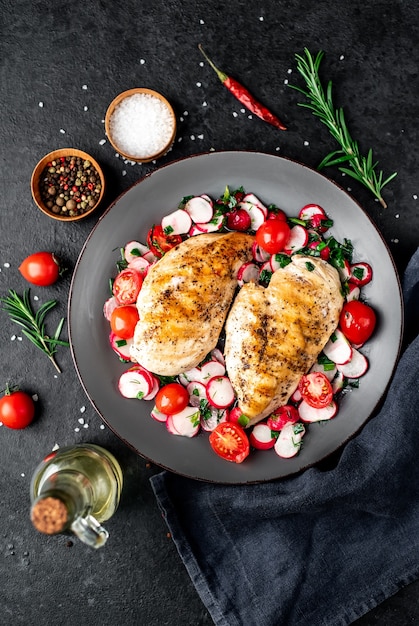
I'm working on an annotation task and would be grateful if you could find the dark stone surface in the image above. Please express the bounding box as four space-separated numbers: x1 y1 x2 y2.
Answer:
0 1 418 624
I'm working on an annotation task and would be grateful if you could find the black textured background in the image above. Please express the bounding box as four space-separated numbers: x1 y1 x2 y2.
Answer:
1 1 418 624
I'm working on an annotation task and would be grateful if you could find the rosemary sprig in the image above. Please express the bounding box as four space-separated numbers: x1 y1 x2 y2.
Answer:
0 289 69 373
290 48 397 208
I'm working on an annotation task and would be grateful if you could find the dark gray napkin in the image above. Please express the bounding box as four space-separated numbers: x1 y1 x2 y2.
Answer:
150 249 419 626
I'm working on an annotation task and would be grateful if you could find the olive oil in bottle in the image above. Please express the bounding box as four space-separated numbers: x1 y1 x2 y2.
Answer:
30 443 123 548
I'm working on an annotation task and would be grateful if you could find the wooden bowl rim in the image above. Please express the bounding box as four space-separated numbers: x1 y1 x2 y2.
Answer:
31 148 105 222
104 88 177 163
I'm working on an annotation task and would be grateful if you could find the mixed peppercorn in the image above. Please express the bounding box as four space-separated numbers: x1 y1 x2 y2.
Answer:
39 155 102 218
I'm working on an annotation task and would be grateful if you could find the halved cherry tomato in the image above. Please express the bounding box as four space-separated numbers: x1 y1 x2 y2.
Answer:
339 300 376 345
255 220 291 255
19 252 60 286
298 372 333 409
0 388 35 429
110 305 139 339
155 383 189 415
147 224 182 258
209 422 250 463
112 268 143 305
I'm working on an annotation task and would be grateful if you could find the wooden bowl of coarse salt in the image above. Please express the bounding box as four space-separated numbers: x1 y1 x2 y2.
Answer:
105 88 177 163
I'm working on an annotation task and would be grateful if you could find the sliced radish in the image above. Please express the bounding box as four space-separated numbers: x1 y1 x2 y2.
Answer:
161 208 192 235
186 381 207 407
206 376 235 409
332 370 346 394
151 405 167 422
184 196 214 223
269 253 290 272
274 422 305 458
128 256 151 275
194 212 225 232
143 375 160 400
178 366 203 386
249 423 276 450
238 201 265 230
290 387 302 403
310 360 337 382
200 360 226 382
166 406 201 437
350 262 373 286
109 332 134 362
200 193 214 205
298 400 338 422
259 260 273 283
210 348 225 366
298 203 327 222
333 258 351 282
323 329 353 365
337 348 369 378
346 283 360 302
237 261 260 286
189 224 205 237
103 296 119 321
124 240 151 263
242 193 268 217
118 367 153 399
142 248 158 263
252 241 271 263
201 407 228 432
284 225 309 254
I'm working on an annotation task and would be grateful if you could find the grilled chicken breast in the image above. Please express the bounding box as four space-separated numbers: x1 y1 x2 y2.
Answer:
224 255 344 426
130 232 254 375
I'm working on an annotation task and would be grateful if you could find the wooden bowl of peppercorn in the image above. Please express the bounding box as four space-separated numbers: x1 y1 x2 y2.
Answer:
31 148 105 221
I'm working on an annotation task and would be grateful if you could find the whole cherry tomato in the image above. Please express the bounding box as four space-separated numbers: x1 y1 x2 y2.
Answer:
255 220 291 254
298 372 333 409
339 300 376 345
155 383 189 415
0 387 35 429
112 268 143 305
209 422 250 463
19 252 60 286
110 305 139 339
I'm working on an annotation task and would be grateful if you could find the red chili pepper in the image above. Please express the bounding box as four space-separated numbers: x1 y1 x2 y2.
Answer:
198 44 286 131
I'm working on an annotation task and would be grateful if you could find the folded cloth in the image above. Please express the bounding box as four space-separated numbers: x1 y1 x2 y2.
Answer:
150 249 419 626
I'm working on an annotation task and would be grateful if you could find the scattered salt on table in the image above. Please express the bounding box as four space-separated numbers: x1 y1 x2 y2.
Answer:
108 93 174 159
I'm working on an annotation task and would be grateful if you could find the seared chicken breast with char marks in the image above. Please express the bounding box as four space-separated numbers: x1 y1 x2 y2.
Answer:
224 255 344 426
130 232 254 376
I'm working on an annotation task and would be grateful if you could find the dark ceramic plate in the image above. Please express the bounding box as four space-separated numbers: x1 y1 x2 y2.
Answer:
68 151 403 484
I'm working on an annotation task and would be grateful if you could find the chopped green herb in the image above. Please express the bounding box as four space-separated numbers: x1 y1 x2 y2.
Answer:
305 261 315 272
164 225 174 235
238 414 250 427
116 339 127 347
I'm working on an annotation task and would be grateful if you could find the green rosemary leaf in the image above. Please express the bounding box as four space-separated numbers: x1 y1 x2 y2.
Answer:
0 289 68 373
290 49 397 208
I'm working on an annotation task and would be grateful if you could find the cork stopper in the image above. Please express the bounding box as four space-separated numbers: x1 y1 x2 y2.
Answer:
31 496 69 535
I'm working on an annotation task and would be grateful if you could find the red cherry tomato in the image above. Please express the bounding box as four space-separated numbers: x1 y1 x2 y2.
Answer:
112 268 143 305
209 422 250 463
155 383 189 415
226 209 252 231
267 405 299 431
255 220 291 255
146 224 182 258
19 252 60 286
0 388 35 429
339 300 377 345
298 372 333 409
110 305 139 339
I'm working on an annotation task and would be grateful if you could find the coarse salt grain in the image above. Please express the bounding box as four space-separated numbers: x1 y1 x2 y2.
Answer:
109 93 175 159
